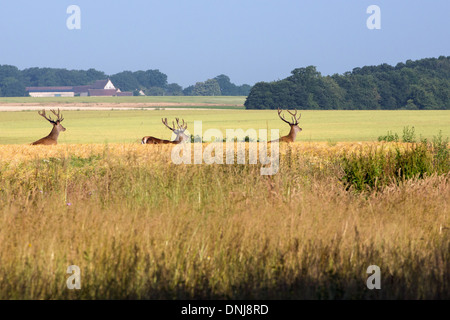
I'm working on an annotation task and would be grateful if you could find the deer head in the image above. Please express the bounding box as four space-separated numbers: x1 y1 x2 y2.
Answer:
162 118 189 143
276 108 302 142
278 108 302 133
38 109 66 132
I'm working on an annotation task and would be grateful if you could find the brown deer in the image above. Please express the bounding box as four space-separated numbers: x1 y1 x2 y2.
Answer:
31 109 66 145
271 108 302 143
142 118 189 144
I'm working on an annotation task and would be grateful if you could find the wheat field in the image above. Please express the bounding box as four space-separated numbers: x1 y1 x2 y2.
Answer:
0 142 448 299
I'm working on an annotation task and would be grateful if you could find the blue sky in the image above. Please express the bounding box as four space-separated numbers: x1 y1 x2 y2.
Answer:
0 0 449 87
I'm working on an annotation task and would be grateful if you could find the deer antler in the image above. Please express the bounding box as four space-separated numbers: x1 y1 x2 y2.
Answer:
162 118 176 131
278 108 301 125
286 109 301 124
50 109 64 122
175 118 187 131
38 108 64 124
38 109 57 124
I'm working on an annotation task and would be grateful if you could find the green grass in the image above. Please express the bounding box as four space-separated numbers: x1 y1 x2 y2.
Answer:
0 96 247 105
0 110 449 144
341 141 450 192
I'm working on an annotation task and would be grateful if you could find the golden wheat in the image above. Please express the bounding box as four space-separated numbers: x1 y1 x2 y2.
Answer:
0 142 448 299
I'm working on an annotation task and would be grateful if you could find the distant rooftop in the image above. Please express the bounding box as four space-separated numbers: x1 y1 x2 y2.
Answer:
87 89 118 96
25 86 74 92
26 79 132 97
91 80 110 89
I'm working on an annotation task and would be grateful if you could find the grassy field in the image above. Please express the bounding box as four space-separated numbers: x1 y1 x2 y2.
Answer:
0 142 448 299
0 96 247 105
1 107 449 300
0 110 449 144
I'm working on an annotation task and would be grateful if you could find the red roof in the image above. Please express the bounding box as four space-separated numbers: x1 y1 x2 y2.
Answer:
91 80 110 89
72 85 92 93
26 86 73 92
88 89 118 96
116 91 133 96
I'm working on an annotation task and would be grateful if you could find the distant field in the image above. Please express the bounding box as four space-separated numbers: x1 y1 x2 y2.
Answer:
0 110 449 144
0 96 247 106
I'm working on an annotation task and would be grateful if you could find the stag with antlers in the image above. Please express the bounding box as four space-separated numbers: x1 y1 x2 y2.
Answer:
142 118 189 144
271 108 302 143
31 109 66 145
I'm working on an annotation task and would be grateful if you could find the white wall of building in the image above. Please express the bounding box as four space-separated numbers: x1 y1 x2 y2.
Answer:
104 80 115 89
29 92 75 97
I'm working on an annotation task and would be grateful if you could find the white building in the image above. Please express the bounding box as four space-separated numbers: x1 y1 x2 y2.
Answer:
26 79 132 97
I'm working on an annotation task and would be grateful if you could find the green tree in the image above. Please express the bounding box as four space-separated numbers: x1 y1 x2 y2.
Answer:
134 70 167 88
244 82 274 109
214 74 235 95
0 77 26 97
245 56 450 110
405 99 418 110
110 71 140 92
144 87 166 96
211 74 252 96
165 83 183 96
192 79 221 96
183 85 195 96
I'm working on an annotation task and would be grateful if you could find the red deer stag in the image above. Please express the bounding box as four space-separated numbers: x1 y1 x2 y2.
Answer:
271 108 302 143
142 118 189 144
31 109 66 145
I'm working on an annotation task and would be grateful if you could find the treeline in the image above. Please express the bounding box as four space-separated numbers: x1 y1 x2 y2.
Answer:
245 56 450 110
0 66 251 97
183 75 252 96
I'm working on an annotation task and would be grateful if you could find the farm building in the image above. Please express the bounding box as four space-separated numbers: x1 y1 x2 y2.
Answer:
25 86 75 97
26 79 133 97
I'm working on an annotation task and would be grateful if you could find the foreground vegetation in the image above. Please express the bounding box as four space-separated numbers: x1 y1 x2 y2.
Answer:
0 142 448 299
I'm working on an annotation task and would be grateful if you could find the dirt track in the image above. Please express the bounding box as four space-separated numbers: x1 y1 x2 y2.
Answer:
0 102 240 111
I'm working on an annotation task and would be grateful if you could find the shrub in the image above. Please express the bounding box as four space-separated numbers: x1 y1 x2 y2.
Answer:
341 142 445 192
378 131 399 142
431 130 450 174
378 126 417 143
402 126 416 143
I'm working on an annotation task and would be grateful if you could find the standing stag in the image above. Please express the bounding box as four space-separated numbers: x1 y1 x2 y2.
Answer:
142 118 189 144
31 109 66 145
271 108 302 143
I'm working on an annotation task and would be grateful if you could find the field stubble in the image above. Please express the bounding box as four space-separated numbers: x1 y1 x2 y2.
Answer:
0 142 448 299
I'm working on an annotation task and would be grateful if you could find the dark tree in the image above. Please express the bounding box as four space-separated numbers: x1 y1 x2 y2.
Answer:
165 83 183 96
245 57 450 110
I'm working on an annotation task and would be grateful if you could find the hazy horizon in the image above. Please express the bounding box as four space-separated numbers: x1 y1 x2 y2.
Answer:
1 0 449 87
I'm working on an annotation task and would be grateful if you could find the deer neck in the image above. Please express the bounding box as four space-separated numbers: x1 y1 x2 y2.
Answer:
47 125 60 141
287 125 298 141
174 132 187 143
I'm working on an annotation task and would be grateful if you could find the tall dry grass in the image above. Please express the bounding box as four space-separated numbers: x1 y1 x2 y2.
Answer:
0 142 448 299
